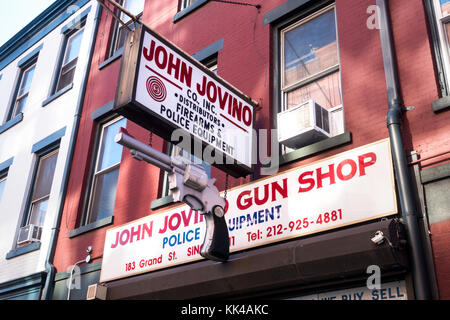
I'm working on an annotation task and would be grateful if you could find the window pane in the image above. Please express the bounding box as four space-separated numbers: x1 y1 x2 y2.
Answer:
112 0 143 54
0 177 6 202
122 0 145 22
204 57 218 74
28 198 48 226
14 95 28 115
445 21 450 45
283 9 338 88
88 168 120 222
64 29 84 64
62 57 78 72
286 70 342 110
182 0 200 9
97 118 126 171
441 0 450 17
32 150 59 201
57 65 76 91
18 64 36 97
115 26 130 51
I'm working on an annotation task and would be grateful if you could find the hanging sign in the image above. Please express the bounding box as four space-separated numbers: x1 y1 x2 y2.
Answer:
113 25 256 178
100 139 397 282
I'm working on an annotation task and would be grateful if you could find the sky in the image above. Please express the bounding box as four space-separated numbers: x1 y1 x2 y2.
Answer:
0 0 56 47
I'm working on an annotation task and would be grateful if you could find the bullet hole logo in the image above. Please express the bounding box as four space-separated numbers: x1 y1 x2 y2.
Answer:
146 76 167 102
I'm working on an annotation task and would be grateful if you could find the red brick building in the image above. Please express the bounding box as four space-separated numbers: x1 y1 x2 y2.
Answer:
49 0 450 300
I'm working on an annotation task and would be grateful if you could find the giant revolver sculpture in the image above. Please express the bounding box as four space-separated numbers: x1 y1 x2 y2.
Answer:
114 128 229 262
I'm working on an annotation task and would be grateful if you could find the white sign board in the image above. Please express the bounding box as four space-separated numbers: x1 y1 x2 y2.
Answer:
100 139 397 282
115 25 256 177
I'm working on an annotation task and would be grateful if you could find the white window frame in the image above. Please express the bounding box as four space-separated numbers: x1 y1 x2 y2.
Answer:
181 0 196 10
85 116 125 224
432 0 450 87
280 4 342 112
0 175 7 203
26 148 59 227
10 62 37 119
278 4 344 155
110 20 133 55
56 26 85 92
109 0 144 56
206 58 218 74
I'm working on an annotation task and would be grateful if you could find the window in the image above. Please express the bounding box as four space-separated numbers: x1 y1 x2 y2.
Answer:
204 55 218 74
180 0 201 10
8 60 37 120
25 148 59 227
85 117 126 224
174 0 208 22
0 174 7 203
278 4 343 153
281 6 341 110
110 0 145 56
431 0 450 94
55 26 85 92
0 160 13 204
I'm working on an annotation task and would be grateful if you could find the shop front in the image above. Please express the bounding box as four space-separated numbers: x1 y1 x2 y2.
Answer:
92 139 412 300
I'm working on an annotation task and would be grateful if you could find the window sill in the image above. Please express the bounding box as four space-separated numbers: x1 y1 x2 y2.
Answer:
69 215 114 238
42 83 74 107
173 0 209 23
263 0 314 26
0 113 23 134
432 95 450 113
6 242 41 260
91 100 115 121
151 195 174 211
99 48 123 70
280 131 352 166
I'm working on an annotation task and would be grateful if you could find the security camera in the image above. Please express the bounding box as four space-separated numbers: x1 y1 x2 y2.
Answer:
86 246 93 254
371 231 385 245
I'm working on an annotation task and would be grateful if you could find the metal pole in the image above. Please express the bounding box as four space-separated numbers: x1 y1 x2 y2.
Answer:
377 0 431 300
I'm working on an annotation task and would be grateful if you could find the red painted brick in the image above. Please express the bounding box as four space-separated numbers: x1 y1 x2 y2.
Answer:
52 1 450 297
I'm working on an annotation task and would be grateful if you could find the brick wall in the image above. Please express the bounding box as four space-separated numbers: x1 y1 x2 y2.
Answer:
52 0 450 298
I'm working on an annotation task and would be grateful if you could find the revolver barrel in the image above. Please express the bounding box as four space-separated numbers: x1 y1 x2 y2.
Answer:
114 128 186 173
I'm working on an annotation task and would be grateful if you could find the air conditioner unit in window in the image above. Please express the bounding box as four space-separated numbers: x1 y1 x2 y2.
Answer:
17 224 42 246
277 100 331 149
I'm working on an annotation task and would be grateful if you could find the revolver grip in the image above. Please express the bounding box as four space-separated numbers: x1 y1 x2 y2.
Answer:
200 208 229 262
